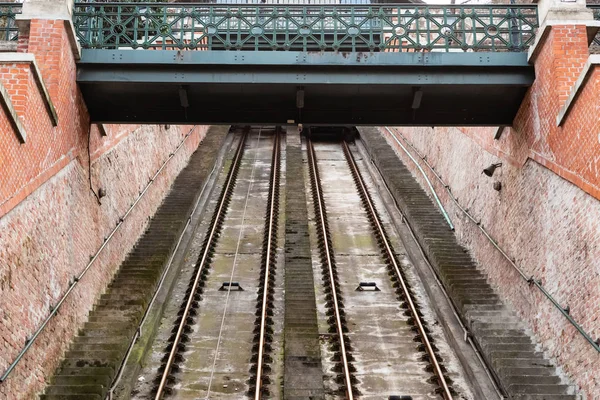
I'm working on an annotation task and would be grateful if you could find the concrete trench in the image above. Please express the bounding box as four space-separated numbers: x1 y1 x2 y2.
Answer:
38 125 581 400
304 141 475 400
130 128 285 400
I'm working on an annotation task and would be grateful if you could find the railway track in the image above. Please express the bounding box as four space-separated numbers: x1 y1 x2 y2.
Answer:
129 128 470 400
307 137 462 399
341 140 454 399
137 127 285 400
153 129 249 399
307 138 358 399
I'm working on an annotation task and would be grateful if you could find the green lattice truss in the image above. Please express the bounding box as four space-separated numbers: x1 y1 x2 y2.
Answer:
73 3 539 52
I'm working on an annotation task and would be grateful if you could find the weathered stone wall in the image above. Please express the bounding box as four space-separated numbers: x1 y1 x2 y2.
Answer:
0 4 211 399
0 123 208 400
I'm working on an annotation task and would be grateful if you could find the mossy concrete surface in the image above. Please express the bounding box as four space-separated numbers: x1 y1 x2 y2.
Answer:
283 129 326 400
40 126 230 400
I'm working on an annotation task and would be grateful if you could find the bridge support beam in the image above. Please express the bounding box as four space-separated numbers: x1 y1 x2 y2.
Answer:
77 51 534 126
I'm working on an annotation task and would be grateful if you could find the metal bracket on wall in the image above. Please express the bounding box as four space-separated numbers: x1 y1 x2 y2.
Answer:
494 126 506 140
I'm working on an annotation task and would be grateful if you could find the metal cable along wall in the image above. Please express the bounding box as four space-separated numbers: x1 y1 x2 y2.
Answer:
385 127 600 353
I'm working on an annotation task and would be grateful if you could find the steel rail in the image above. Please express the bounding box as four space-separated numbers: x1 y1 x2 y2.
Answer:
105 142 223 400
386 127 600 353
359 143 506 399
254 130 280 399
154 130 248 399
307 138 354 400
342 141 453 400
0 125 199 384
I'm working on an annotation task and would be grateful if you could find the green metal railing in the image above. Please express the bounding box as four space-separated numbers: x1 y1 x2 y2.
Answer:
0 3 21 42
73 2 539 52
591 5 600 48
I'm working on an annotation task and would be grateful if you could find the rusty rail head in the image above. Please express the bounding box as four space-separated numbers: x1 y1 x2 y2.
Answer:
341 140 453 400
154 129 248 400
307 138 355 400
254 130 280 399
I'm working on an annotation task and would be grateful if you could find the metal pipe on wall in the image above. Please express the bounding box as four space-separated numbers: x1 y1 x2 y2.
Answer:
384 126 600 353
0 126 200 383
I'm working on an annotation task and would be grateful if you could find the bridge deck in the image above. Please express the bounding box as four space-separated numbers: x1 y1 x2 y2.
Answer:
78 50 534 126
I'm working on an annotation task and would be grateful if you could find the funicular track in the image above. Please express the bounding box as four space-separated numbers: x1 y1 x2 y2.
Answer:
307 138 358 399
146 127 284 400
153 129 249 399
128 128 469 400
341 140 454 399
306 135 459 399
150 134 460 399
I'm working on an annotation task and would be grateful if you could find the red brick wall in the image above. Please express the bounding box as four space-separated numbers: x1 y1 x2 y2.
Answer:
0 15 210 400
461 25 600 199
379 24 600 397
